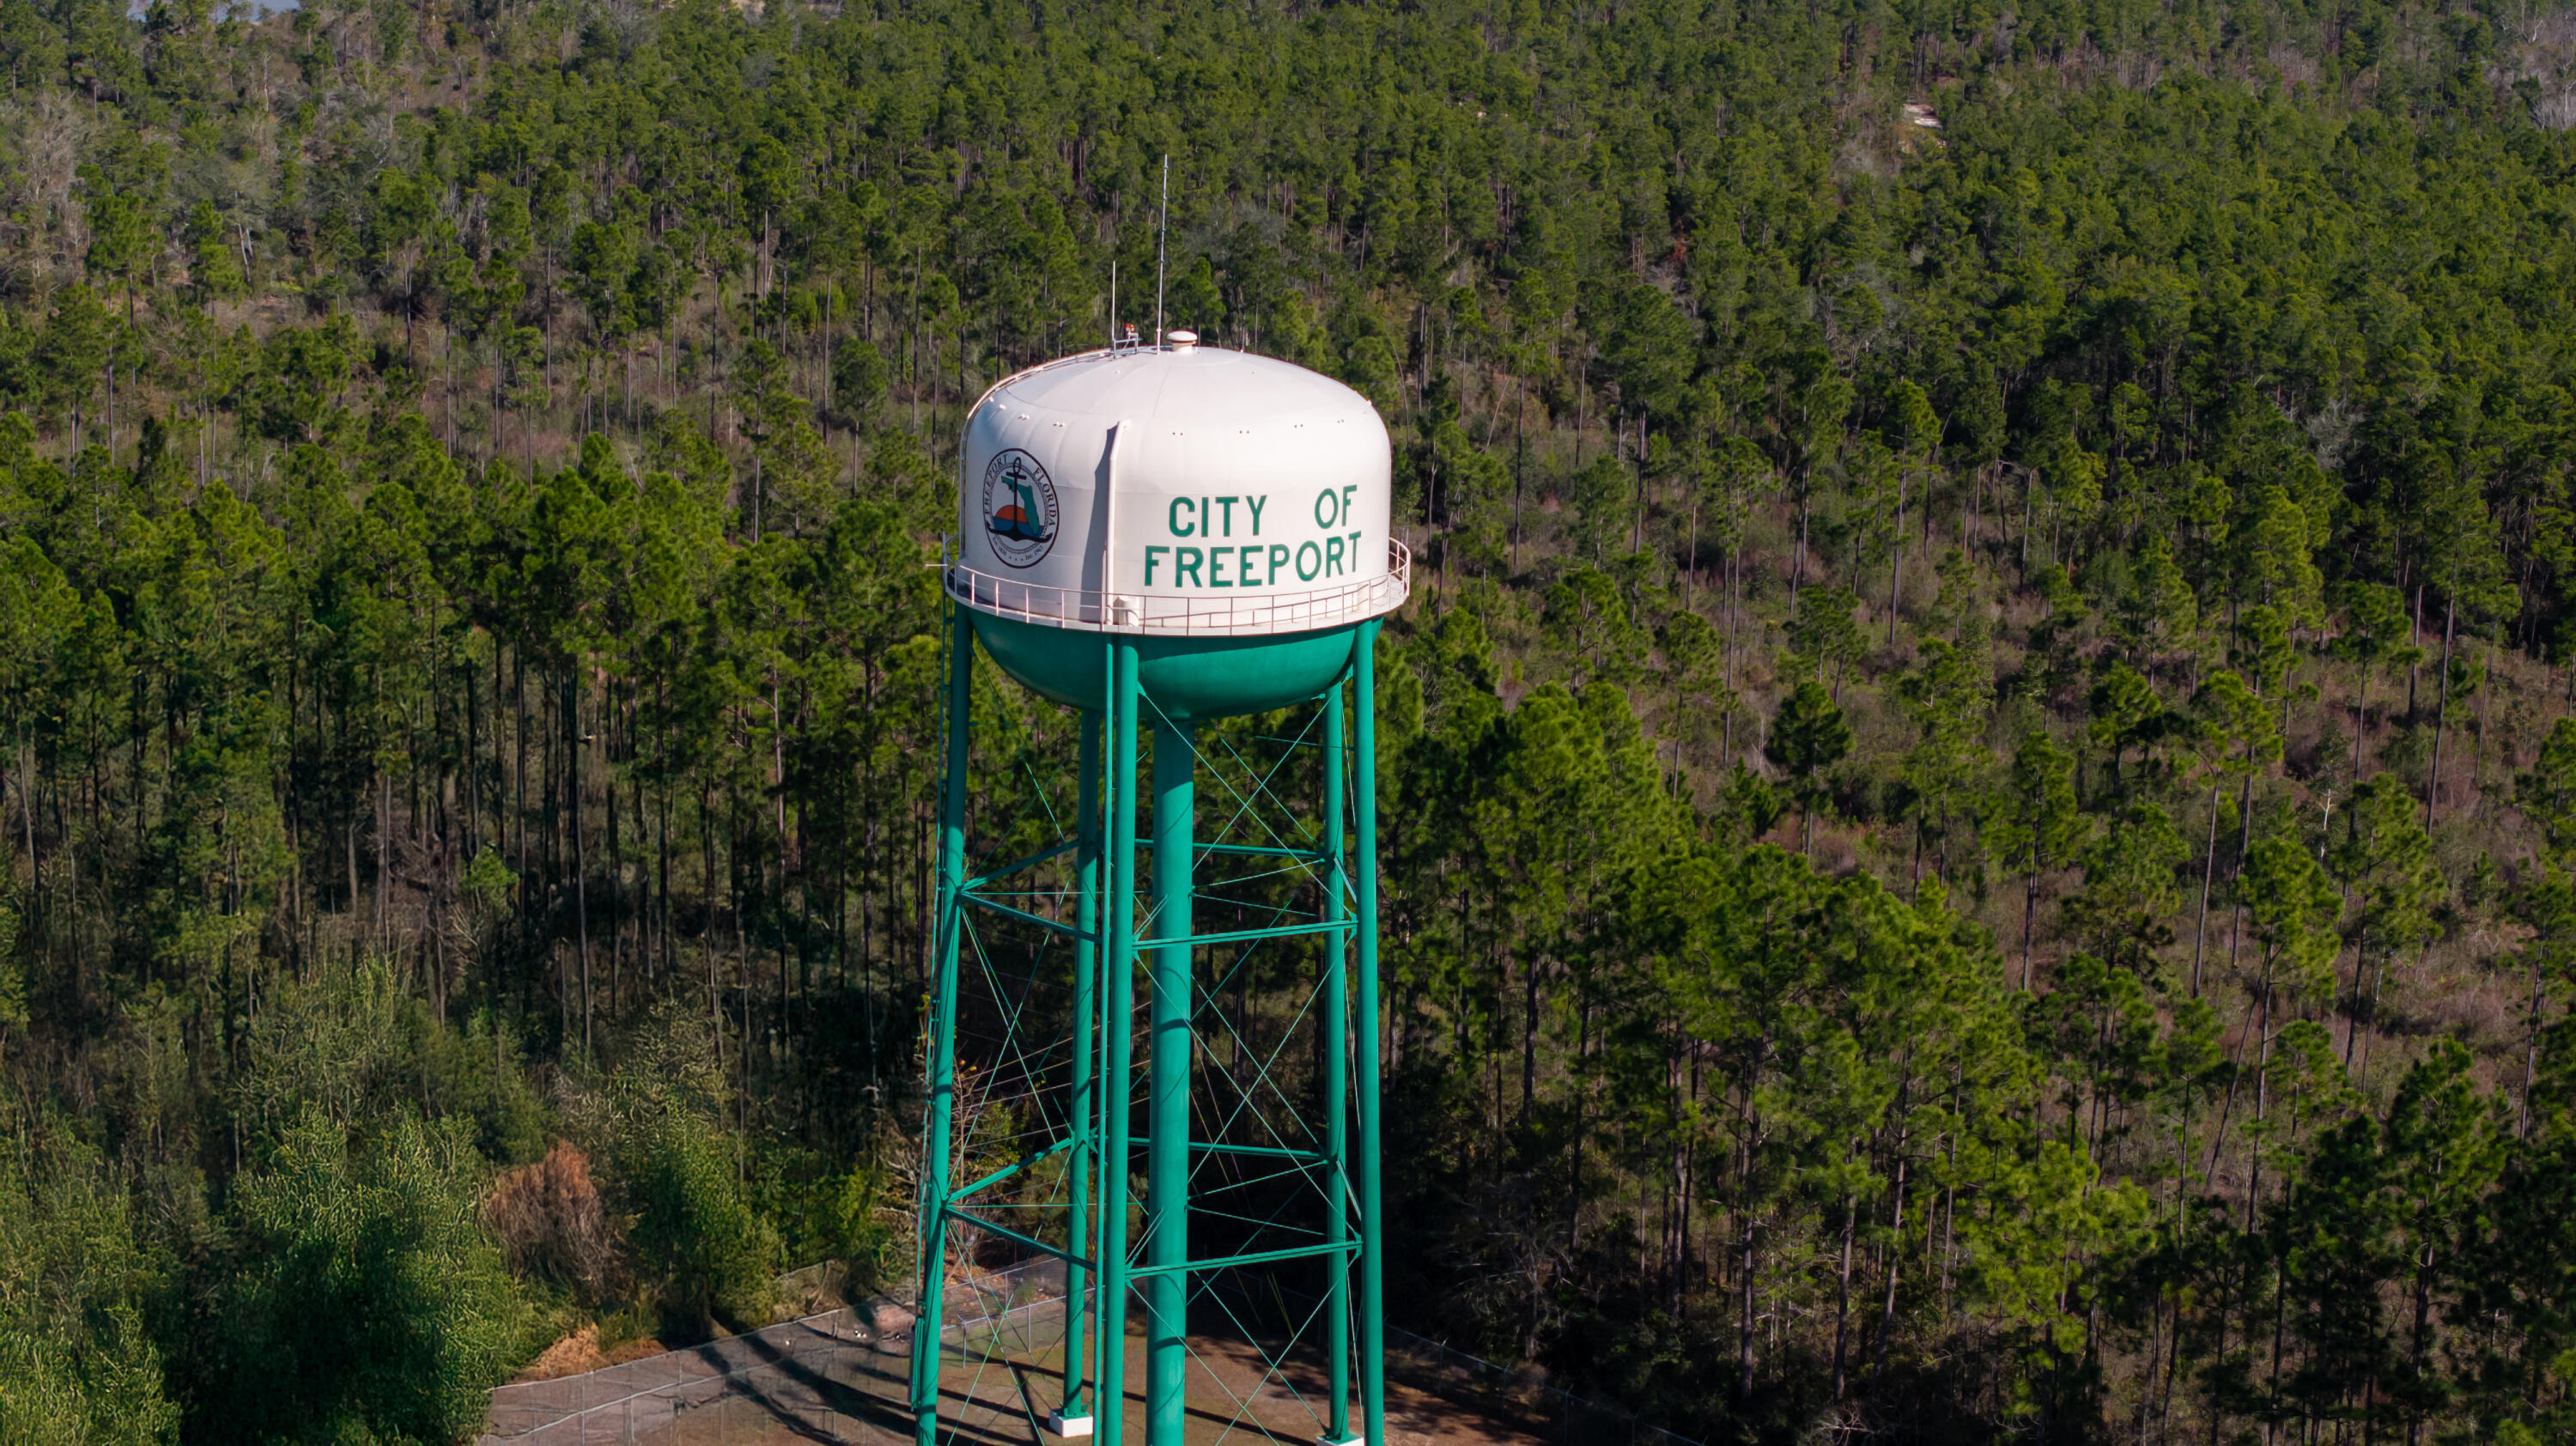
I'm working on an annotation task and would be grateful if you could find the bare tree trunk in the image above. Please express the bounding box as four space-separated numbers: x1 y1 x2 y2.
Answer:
569 673 592 1055
1832 1191 1857 1399
2524 951 2549 1138
2424 593 2457 824
1795 476 1811 603
1685 495 1700 611
2407 584 2424 717
1738 1206 1759 1403
1873 1135 1911 1391
1510 382 1526 574
378 770 391 958
2021 875 2038 990
1631 411 1649 554
1886 469 1910 646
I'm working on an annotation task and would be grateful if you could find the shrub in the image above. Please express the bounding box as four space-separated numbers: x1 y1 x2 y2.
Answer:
629 1113 779 1337
180 1109 521 1445
484 1141 624 1304
0 1109 179 1446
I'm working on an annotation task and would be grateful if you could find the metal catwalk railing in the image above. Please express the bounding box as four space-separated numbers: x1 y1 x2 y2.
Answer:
941 537 1412 635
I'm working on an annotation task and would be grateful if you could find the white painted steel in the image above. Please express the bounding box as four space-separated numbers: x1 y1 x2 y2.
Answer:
954 343 1402 635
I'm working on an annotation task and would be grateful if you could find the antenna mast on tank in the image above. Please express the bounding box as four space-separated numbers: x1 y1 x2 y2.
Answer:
1109 259 1117 349
1155 154 1169 349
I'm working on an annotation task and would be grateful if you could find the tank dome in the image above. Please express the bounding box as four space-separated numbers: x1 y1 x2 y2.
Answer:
949 343 1405 637
945 343 1410 718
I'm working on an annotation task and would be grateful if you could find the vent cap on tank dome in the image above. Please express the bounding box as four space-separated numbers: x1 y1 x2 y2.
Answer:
945 342 1408 643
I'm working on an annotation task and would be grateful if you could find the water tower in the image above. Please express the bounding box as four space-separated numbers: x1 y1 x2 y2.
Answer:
910 331 1408 1446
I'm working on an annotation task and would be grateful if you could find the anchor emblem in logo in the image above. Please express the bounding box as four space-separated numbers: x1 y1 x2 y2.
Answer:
981 449 1060 568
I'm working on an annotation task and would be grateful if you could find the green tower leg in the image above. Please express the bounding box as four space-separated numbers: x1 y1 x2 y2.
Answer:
1096 641 1139 1443
1321 684 1354 1444
1060 708 1101 1430
924 613 1384 1444
1148 715 1196 1443
913 605 975 1446
1353 622 1387 1446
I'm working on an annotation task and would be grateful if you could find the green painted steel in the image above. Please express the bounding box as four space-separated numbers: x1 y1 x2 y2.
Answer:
1322 680 1352 1443
964 835 1081 887
956 891 1096 940
1147 717 1195 1443
1354 620 1387 1446
946 1134 1076 1201
910 608 975 1446
1063 709 1100 1420
918 602 1387 1446
937 1207 1084 1265
1095 638 1139 1444
1209 1141 1325 1163
1123 1238 1362 1278
1122 1139 1329 1163
1179 918 1352 949
970 611 1363 719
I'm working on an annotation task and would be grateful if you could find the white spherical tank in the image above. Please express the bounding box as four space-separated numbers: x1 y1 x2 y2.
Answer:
948 337 1407 637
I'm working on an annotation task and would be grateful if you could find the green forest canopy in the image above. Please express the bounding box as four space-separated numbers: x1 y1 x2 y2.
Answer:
5 0 2576 1440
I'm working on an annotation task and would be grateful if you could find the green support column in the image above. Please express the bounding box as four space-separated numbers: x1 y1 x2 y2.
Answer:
1352 622 1387 1446
1095 641 1139 1443
912 605 976 1446
1321 684 1354 1444
1147 715 1196 1443
1059 708 1101 1430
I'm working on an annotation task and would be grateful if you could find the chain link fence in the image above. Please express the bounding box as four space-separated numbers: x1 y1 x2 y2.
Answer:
480 1307 908 1446
482 1260 1069 1446
1371 1321 1710 1446
1228 1275 1712 1446
482 1261 1709 1446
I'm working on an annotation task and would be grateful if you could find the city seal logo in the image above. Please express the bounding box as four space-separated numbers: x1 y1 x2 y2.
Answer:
981 450 1060 568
